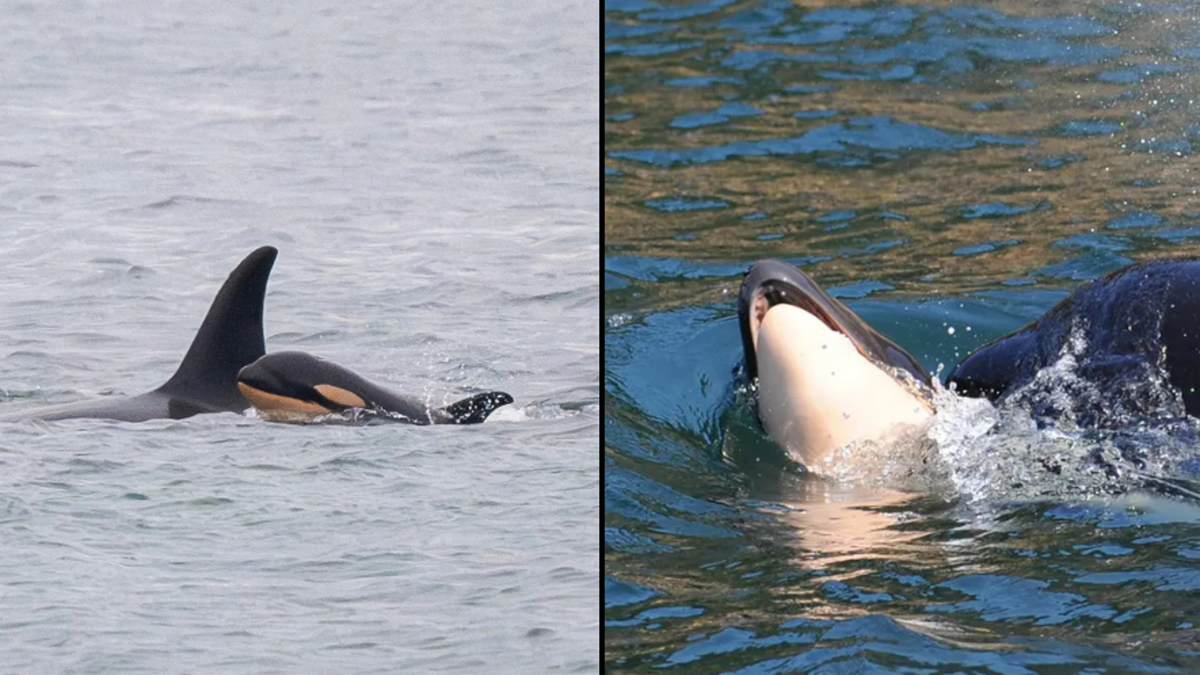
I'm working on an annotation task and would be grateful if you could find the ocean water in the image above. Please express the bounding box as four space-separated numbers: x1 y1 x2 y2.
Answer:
607 0 1200 672
0 1 598 672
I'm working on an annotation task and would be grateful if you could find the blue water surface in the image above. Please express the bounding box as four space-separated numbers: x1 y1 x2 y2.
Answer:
607 0 1200 670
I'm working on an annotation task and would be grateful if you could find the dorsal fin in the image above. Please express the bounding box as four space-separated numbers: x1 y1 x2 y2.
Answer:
157 246 277 411
441 391 514 424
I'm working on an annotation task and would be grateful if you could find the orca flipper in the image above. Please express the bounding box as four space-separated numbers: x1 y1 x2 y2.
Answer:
0 246 277 422
439 392 514 424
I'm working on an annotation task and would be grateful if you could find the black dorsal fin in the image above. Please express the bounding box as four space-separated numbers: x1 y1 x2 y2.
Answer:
157 246 278 411
441 391 514 424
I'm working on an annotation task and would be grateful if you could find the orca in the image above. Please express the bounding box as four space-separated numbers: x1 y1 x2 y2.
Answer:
948 258 1200 426
738 260 933 467
236 351 513 424
0 246 277 422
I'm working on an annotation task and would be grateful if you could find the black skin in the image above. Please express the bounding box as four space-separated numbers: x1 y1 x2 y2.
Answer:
238 351 513 424
0 246 277 422
948 259 1200 424
737 259 931 386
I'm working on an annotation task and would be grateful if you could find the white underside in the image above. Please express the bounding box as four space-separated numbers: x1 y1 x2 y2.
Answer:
755 303 933 468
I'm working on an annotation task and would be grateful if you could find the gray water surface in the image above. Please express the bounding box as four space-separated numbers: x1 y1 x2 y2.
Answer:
0 1 598 672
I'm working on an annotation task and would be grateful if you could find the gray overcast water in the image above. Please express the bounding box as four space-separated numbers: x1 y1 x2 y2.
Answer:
0 1 598 672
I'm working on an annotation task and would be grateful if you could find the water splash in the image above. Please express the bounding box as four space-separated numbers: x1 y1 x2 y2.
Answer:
794 347 1200 505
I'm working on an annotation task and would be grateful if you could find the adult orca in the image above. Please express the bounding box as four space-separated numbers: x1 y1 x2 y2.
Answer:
236 351 513 424
0 246 277 422
738 260 933 467
948 258 1200 426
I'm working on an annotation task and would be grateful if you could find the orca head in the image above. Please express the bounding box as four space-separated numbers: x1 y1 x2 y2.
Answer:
737 260 934 466
738 260 929 384
237 351 367 420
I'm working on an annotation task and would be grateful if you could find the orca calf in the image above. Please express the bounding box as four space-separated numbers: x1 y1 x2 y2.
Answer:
949 259 1200 426
0 246 277 422
237 351 513 424
738 260 933 466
